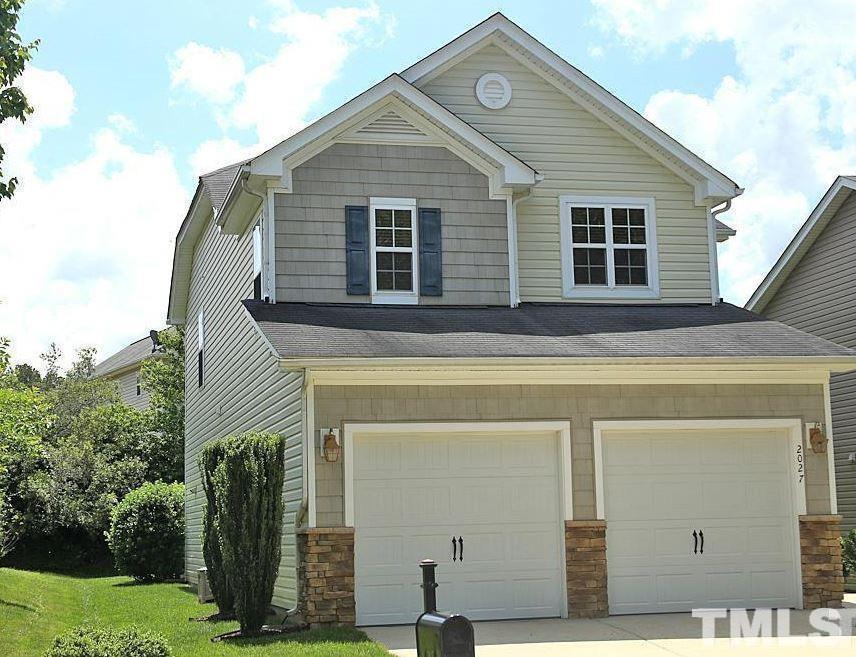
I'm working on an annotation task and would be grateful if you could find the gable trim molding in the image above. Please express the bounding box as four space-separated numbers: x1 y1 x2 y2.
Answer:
401 13 741 206
747 176 856 313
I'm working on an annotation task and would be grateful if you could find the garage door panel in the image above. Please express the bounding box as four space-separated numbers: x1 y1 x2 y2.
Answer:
603 426 800 615
354 428 564 625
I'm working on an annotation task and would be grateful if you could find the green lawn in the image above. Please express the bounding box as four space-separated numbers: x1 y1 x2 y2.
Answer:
0 568 390 656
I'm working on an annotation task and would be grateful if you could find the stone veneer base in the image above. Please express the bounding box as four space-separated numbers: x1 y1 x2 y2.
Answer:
799 514 844 609
297 527 355 626
565 519 608 618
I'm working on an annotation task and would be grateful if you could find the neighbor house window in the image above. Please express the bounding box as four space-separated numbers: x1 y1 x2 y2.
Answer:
559 196 659 299
370 197 418 304
135 375 141 396
252 219 263 301
197 310 205 389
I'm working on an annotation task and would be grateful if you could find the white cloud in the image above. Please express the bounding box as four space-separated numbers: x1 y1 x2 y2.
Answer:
169 42 246 104
0 68 188 369
188 137 256 177
170 1 392 173
592 0 856 303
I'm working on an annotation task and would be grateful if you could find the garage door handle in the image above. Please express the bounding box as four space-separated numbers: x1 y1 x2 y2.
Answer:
459 536 464 562
699 530 704 554
452 536 458 562
692 530 698 554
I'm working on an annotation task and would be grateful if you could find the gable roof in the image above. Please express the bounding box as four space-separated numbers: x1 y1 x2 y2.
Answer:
244 300 856 366
747 176 856 313
401 13 741 205
93 334 160 379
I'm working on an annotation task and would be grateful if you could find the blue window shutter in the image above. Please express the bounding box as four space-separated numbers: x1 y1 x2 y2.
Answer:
345 205 370 295
419 208 443 296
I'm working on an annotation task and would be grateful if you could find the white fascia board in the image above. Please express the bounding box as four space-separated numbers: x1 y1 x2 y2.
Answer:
250 75 536 189
167 184 212 326
747 176 856 312
401 14 740 204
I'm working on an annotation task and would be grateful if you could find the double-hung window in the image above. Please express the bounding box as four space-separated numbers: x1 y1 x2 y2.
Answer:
252 220 263 301
560 195 659 299
369 197 418 304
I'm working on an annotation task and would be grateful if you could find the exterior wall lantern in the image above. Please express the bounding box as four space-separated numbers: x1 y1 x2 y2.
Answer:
809 422 828 454
320 427 341 463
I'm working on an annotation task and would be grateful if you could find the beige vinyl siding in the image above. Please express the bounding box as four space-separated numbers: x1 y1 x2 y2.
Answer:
313 383 829 527
184 211 303 609
763 192 856 532
420 44 713 303
110 367 149 410
275 142 509 305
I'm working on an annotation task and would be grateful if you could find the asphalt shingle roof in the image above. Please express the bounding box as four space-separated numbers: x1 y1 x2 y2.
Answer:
244 301 856 361
200 163 245 211
93 335 158 378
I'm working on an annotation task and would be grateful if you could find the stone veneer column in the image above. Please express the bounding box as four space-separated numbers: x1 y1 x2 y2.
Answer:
297 527 355 626
565 520 608 618
799 514 844 608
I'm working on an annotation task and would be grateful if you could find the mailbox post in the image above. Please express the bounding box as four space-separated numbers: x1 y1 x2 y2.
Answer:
415 559 475 657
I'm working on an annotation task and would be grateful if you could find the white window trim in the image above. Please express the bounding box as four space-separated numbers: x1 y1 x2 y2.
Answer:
369 197 419 305
559 195 660 300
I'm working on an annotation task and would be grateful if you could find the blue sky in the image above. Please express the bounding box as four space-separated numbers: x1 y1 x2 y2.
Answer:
2 0 854 366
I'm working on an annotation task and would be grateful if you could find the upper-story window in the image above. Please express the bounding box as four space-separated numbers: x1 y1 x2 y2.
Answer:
559 195 659 300
370 198 418 304
135 374 141 396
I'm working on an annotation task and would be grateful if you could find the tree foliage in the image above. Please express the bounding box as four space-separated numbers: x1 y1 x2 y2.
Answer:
1 0 39 200
207 432 286 635
106 481 184 582
199 440 234 615
140 328 184 482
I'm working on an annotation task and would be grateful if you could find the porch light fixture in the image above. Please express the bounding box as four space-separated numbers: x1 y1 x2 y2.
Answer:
809 422 828 454
320 428 341 463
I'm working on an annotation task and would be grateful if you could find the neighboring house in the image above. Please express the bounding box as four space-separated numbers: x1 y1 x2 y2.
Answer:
93 332 161 410
748 176 856 535
167 14 856 624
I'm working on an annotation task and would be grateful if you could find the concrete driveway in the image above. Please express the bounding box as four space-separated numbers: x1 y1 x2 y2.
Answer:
365 595 856 656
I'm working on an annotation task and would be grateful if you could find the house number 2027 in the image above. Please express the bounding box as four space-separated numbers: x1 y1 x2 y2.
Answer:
795 443 805 483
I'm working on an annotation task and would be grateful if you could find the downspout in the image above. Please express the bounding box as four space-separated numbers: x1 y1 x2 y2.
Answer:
509 185 537 307
708 198 735 306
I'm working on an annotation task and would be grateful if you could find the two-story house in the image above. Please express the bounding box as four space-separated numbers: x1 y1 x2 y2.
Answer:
167 14 856 625
748 176 856 538
93 332 162 409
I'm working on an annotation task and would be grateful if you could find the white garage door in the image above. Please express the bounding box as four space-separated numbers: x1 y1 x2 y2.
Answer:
601 425 801 615
352 427 565 626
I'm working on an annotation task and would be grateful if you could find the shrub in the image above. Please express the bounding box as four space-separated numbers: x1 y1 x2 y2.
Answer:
44 625 171 657
842 529 856 579
199 440 234 614
211 432 285 635
106 482 184 581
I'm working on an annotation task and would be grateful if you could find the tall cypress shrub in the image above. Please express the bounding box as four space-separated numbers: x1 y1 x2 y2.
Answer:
199 441 234 615
211 432 285 635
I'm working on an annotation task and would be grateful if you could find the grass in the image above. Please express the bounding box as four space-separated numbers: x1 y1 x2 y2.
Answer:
0 568 390 656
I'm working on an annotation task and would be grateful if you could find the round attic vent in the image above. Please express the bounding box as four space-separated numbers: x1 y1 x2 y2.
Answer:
475 73 511 110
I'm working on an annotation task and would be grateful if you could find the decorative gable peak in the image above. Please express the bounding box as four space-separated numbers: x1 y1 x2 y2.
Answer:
353 109 429 139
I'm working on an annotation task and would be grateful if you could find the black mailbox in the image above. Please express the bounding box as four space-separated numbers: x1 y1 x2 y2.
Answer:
415 560 475 657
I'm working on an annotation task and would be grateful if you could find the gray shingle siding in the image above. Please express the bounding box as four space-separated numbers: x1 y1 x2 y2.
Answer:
763 191 856 532
274 142 509 305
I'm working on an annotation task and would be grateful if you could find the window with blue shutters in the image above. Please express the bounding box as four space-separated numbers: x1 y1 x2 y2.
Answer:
368 198 419 304
345 205 370 295
418 208 442 296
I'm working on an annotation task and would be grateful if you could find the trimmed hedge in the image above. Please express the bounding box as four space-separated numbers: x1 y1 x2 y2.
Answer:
106 482 184 582
44 626 171 657
207 432 286 635
198 440 234 614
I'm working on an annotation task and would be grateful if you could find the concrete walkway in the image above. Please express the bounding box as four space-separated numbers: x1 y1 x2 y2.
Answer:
365 596 856 656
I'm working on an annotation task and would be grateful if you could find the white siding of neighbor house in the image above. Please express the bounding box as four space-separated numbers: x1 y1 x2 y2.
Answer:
110 367 149 410
420 44 713 303
275 142 509 306
184 210 304 609
313 383 830 527
762 192 856 532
